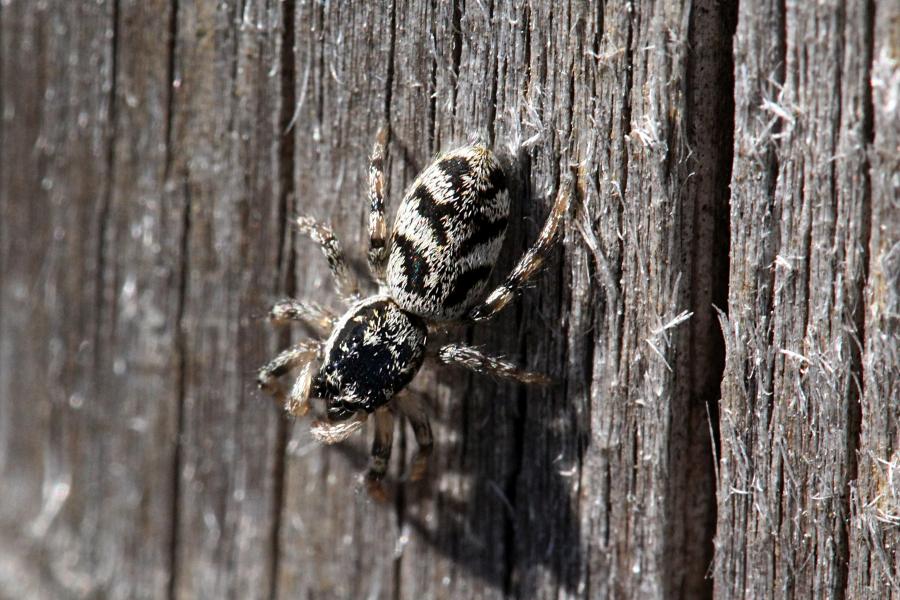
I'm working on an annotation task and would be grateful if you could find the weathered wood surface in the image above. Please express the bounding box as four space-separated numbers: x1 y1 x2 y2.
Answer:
715 1 898 598
0 1 895 599
849 2 900 597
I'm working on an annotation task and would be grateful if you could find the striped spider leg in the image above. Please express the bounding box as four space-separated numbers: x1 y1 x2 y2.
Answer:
367 126 390 282
436 343 551 385
256 340 322 416
467 178 571 322
294 216 359 302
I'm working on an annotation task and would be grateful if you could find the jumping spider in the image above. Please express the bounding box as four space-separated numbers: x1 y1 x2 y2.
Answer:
258 129 570 496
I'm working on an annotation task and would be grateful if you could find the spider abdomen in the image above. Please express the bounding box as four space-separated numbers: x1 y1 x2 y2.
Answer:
387 145 509 320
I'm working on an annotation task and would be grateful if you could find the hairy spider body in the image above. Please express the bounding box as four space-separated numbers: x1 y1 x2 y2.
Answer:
314 296 427 421
259 130 570 494
388 146 509 319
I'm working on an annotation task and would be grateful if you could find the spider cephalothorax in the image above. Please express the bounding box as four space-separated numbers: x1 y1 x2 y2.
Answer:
313 296 427 421
258 129 569 494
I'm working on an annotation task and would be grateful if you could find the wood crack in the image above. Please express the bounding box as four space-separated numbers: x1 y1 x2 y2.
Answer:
168 177 190 600
94 0 120 379
164 3 183 598
268 0 298 596
449 0 462 123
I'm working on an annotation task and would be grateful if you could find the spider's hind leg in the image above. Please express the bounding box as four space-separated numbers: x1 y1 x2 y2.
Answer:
395 392 434 482
436 343 551 385
467 179 571 322
365 407 394 501
367 127 390 282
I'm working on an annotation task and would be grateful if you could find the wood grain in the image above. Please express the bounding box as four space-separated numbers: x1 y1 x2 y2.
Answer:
0 1 894 599
715 1 895 598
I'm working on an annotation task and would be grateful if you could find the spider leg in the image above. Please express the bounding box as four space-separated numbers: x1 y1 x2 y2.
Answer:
367 127 390 282
394 393 434 481
285 362 316 416
257 340 320 392
267 297 336 334
295 216 359 301
366 407 394 500
310 411 367 444
436 343 551 385
467 179 571 322
256 340 321 415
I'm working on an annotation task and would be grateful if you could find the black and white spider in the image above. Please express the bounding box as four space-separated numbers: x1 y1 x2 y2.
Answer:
258 129 569 495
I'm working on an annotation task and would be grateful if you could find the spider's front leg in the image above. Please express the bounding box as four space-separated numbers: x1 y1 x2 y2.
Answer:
257 340 322 416
309 407 393 501
295 216 359 301
436 343 551 385
367 127 390 282
467 178 571 322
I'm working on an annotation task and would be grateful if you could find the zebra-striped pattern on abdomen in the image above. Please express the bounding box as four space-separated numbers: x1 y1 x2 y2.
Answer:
386 145 510 320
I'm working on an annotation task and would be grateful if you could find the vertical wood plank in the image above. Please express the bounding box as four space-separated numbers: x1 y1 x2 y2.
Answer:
714 0 785 594
0 1 182 597
497 1 592 596
849 0 900 596
716 0 877 597
88 0 182 596
167 0 285 597
568 2 633 597
0 2 119 597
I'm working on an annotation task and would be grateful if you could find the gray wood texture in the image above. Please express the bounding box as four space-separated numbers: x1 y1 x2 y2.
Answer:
0 1 895 599
716 1 898 598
